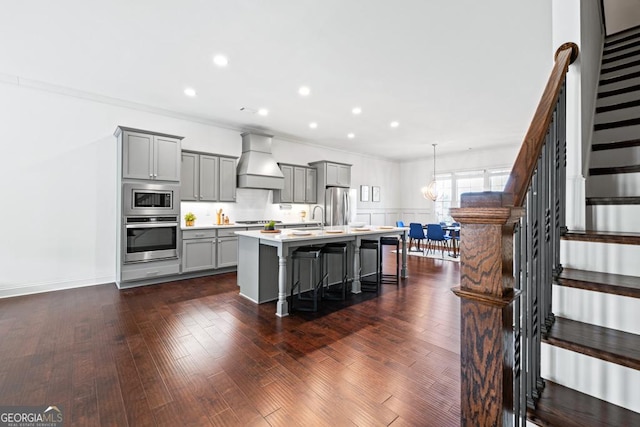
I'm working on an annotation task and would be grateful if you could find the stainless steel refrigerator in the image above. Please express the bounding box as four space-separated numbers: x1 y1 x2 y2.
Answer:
324 187 351 226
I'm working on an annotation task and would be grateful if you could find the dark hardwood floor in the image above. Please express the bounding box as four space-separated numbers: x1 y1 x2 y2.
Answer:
0 250 461 426
0 254 460 427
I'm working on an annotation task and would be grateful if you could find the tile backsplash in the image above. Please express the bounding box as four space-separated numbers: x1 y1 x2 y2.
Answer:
180 188 315 225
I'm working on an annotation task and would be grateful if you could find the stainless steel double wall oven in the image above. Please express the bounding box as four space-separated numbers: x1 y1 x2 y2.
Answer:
122 182 180 263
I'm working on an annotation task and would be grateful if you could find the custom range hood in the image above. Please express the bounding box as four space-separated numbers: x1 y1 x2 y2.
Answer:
236 132 284 190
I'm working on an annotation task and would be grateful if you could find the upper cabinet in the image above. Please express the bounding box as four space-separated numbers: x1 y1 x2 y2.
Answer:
219 157 237 202
181 150 237 202
273 164 316 204
309 161 352 188
302 167 317 203
325 162 351 187
115 127 183 182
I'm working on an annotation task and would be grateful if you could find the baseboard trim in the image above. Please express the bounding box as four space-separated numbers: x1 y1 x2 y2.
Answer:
0 276 115 299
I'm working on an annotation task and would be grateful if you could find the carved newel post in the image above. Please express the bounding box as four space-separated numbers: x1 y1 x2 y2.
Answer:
450 193 523 427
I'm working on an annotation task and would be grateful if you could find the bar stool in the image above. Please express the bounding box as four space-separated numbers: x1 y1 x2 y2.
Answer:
380 236 400 286
359 239 381 293
290 246 325 312
321 242 349 300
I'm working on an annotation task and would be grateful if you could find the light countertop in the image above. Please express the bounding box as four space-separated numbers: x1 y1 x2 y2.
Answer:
234 225 405 242
181 221 321 231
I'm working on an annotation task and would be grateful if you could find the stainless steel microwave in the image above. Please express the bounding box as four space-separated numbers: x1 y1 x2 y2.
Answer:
123 183 180 216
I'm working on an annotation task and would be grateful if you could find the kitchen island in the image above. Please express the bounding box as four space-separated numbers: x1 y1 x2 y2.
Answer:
235 226 408 317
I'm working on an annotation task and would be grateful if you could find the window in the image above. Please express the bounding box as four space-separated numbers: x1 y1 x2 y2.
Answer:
455 171 484 201
489 169 511 191
434 175 452 223
431 168 511 222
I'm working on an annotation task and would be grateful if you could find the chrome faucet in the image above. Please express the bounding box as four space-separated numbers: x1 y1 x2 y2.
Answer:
312 205 324 224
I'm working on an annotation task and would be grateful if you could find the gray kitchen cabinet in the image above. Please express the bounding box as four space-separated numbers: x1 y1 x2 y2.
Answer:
293 166 307 203
305 167 317 203
274 164 316 204
309 161 352 207
293 166 317 203
217 237 239 267
325 162 351 187
181 152 198 201
181 150 237 202
182 229 217 272
217 227 241 268
219 157 237 202
117 127 182 181
273 164 294 203
199 155 219 201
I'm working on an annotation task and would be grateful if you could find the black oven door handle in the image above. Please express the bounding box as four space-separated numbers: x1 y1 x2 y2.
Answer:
126 223 178 229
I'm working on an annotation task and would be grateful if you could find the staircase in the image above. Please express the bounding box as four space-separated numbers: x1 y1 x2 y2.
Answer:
528 25 640 426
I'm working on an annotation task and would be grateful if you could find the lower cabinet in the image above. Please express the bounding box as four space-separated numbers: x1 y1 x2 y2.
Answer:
217 237 239 268
182 230 216 273
182 228 240 273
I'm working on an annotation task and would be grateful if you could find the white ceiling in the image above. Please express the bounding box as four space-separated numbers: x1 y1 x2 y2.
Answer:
0 0 554 161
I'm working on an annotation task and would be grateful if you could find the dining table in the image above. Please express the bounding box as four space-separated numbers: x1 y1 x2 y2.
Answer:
443 225 461 257
422 224 460 258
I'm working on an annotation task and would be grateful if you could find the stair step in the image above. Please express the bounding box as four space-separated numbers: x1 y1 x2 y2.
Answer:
593 123 640 144
562 230 640 245
527 380 640 427
589 164 640 175
544 317 640 370
585 205 640 234
596 98 640 114
598 82 640 98
594 105 640 127
585 172 640 197
589 145 640 168
604 25 640 47
599 70 640 88
602 48 640 67
586 196 640 205
603 39 640 58
557 268 640 299
592 138 640 151
601 58 640 75
594 117 640 131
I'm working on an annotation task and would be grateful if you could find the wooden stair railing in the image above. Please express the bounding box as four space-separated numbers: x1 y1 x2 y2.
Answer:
450 42 579 427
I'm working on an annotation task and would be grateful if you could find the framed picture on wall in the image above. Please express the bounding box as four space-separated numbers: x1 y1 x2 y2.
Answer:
360 185 369 202
372 186 380 202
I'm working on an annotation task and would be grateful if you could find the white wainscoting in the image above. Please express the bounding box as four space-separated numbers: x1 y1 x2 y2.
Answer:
356 209 432 226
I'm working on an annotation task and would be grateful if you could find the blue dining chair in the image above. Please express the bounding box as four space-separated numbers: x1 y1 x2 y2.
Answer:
396 220 405 227
408 223 427 252
425 223 452 256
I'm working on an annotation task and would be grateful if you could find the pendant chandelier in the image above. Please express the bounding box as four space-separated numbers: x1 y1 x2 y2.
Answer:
421 143 438 201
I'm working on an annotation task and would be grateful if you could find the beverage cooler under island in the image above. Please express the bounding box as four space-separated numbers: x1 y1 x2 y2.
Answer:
235 226 408 317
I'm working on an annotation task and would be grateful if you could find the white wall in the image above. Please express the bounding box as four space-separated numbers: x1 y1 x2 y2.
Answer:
580 0 606 172
0 81 401 297
552 0 605 231
399 144 520 222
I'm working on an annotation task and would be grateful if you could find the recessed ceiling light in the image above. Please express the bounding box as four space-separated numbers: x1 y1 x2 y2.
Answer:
213 54 228 67
309 122 318 129
298 86 311 96
258 108 269 116
352 107 362 115
390 121 399 128
184 88 197 97
347 133 355 139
